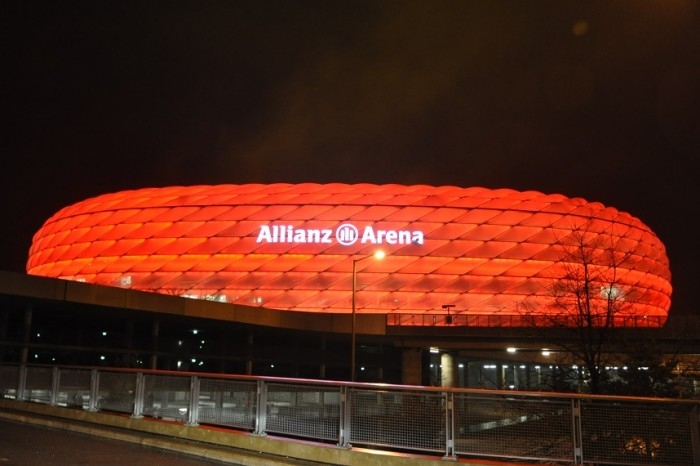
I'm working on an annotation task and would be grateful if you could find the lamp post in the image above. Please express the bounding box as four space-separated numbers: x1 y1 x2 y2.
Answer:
351 250 385 381
442 304 455 325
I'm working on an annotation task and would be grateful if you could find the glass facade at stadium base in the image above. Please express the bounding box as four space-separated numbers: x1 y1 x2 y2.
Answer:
2 293 698 397
0 303 578 388
426 353 644 392
0 297 486 384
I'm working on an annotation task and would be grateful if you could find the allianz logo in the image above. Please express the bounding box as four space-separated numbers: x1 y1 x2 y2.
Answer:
256 223 424 246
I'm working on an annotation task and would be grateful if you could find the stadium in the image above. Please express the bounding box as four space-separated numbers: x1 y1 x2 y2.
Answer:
26 183 671 325
3 183 688 389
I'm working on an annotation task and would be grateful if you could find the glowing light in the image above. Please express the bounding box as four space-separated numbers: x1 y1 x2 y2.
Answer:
26 183 671 326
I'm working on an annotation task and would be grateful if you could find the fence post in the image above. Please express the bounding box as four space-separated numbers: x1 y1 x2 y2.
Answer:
571 398 583 465
338 386 351 448
88 369 99 412
132 372 145 419
443 391 457 461
186 375 199 426
49 366 60 406
17 364 26 401
254 379 268 436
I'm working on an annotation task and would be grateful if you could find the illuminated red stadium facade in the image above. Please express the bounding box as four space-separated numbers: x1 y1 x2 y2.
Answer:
26 184 672 327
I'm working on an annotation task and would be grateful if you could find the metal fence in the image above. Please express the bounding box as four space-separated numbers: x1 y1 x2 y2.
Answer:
386 313 667 328
1 363 699 465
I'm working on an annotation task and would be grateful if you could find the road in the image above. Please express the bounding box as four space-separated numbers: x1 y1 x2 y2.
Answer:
0 418 236 466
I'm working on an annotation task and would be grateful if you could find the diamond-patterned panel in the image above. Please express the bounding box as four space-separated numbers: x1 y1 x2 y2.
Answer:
26 184 672 324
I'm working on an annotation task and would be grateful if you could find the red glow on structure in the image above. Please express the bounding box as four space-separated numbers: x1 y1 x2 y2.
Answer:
26 184 672 326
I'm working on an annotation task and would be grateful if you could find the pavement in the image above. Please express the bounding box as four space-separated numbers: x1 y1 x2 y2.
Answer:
0 407 336 466
0 399 527 466
0 417 238 466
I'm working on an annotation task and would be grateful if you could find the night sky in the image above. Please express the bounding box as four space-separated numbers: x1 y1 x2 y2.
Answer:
2 1 699 318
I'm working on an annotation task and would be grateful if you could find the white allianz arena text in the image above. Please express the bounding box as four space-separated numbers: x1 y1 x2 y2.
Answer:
256 224 424 246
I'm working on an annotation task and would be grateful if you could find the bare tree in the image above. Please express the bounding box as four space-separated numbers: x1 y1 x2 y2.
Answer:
606 338 681 397
520 219 642 394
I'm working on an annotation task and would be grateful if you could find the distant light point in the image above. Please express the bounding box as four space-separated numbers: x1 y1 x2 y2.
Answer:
573 20 589 36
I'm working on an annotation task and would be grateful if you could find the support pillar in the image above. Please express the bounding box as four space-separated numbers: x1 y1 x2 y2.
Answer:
246 332 254 375
401 348 422 386
319 336 326 379
20 305 32 364
441 352 456 387
149 320 159 370
0 307 8 363
124 320 134 366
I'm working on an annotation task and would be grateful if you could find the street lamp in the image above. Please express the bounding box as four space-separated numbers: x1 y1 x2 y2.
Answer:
351 250 385 381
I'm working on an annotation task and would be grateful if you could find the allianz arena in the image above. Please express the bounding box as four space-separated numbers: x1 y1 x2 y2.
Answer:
26 184 672 326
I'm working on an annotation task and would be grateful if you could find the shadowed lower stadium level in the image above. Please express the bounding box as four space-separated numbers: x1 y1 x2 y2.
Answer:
1 271 698 392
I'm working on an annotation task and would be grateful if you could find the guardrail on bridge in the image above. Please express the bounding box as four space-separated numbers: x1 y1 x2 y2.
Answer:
1 363 698 465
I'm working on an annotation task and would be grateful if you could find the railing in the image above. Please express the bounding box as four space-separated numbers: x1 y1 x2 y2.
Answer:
387 313 668 328
1 363 699 465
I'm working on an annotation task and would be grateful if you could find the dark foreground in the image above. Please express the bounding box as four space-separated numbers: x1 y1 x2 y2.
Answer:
0 419 235 466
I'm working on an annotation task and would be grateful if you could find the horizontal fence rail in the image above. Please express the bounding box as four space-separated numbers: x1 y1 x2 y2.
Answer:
386 313 667 328
1 363 699 465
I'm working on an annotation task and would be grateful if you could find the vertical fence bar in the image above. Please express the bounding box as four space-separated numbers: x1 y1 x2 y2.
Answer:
186 375 199 426
132 372 145 419
571 398 583 465
254 379 267 436
49 366 60 406
338 385 350 448
88 369 99 412
443 391 456 461
17 364 27 401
